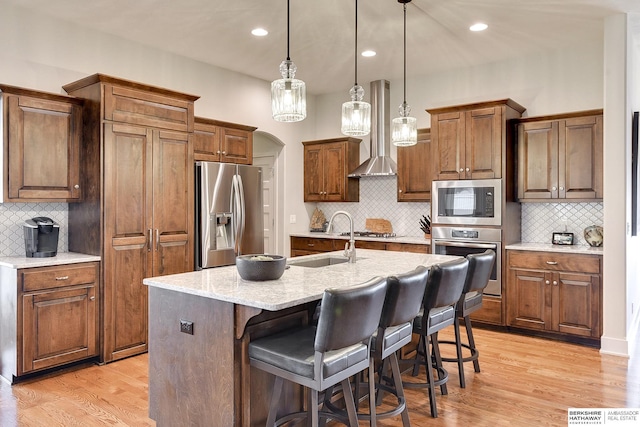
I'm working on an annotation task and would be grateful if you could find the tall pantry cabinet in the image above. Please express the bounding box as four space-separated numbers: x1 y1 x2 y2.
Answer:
63 75 199 362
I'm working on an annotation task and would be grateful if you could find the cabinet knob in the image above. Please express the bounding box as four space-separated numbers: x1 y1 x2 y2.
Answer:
74 184 80 189
545 280 550 285
90 296 96 301
459 168 464 173
399 189 403 193
216 150 221 154
222 151 226 155
553 281 558 286
466 167 470 172
559 186 564 191
552 186 557 191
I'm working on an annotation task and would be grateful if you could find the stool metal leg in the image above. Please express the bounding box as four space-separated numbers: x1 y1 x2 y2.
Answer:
453 315 467 388
431 332 447 396
341 378 359 426
389 352 411 426
464 315 481 372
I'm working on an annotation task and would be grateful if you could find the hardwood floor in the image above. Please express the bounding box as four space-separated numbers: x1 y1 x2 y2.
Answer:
0 327 638 426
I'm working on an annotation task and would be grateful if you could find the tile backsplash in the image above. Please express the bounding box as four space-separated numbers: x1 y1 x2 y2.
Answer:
521 202 603 245
0 203 69 257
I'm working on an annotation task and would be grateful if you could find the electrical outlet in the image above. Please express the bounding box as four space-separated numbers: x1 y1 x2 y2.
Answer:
180 320 194 335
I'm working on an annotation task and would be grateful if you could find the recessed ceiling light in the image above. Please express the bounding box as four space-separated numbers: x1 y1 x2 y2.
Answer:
470 23 488 32
362 50 376 57
251 28 268 36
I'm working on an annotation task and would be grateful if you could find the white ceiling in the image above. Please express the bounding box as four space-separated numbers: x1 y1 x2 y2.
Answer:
6 0 640 94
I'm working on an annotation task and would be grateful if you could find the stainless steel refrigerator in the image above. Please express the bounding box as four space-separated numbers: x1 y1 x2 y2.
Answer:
195 162 264 269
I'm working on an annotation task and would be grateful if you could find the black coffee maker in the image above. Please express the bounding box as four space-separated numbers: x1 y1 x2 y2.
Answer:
23 217 59 258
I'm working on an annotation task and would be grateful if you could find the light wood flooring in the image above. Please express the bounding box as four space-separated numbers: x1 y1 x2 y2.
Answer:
1 327 638 426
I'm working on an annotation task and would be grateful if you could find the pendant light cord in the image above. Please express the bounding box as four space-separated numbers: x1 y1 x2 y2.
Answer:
286 0 291 61
354 0 358 86
403 2 407 105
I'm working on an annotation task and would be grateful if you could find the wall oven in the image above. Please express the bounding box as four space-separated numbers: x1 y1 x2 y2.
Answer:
431 226 502 296
432 179 502 226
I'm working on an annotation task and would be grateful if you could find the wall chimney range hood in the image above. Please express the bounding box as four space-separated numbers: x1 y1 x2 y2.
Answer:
348 80 397 177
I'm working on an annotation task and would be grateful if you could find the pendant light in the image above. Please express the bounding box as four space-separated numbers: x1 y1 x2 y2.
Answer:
271 0 306 122
391 0 417 146
341 0 371 136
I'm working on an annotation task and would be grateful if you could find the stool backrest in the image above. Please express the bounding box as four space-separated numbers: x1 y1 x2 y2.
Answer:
463 250 496 294
423 258 469 311
315 276 388 352
383 265 429 328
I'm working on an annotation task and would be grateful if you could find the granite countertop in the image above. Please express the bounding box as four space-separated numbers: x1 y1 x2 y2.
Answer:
0 252 101 269
143 249 455 311
290 232 431 245
505 242 603 255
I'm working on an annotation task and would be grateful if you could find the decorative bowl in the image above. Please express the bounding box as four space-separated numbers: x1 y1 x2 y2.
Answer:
583 225 603 247
236 254 287 281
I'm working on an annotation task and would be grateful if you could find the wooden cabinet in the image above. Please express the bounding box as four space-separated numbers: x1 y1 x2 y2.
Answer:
428 99 525 181
397 128 432 201
64 74 198 363
193 117 256 164
302 137 361 202
0 84 83 202
516 110 603 201
19 263 99 375
506 250 602 341
290 236 430 257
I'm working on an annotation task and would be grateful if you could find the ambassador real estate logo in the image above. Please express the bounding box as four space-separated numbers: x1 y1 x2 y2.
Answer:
568 408 639 426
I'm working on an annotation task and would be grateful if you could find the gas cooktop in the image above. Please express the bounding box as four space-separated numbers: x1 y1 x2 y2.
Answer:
339 231 397 238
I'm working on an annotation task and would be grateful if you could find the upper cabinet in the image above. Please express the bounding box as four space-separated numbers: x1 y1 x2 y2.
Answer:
397 128 432 202
0 85 83 202
193 117 257 164
302 137 361 202
428 99 525 181
516 110 603 202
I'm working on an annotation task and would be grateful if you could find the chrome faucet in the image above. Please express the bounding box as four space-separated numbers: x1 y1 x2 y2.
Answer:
327 210 356 263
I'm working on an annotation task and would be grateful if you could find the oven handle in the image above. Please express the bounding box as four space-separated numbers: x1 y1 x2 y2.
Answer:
433 240 498 250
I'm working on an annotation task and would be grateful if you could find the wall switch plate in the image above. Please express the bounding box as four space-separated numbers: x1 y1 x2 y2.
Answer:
290 214 297 224
180 319 194 335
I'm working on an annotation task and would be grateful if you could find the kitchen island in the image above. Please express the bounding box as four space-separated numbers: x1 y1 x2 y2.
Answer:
143 249 455 426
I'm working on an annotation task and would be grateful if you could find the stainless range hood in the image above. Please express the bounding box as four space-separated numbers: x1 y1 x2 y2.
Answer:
348 80 397 177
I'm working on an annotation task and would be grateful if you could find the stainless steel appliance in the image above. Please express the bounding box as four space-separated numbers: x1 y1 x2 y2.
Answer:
195 162 264 269
431 226 502 296
23 216 59 258
432 179 502 226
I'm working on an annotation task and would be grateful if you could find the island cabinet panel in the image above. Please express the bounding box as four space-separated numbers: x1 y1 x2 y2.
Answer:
429 99 525 181
506 250 602 342
397 128 432 201
0 85 83 202
302 137 360 202
18 262 99 377
193 117 256 164
64 74 198 363
291 236 431 256
516 110 603 202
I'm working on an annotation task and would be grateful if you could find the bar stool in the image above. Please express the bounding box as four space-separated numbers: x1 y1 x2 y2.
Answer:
401 257 469 418
248 276 388 426
439 249 496 388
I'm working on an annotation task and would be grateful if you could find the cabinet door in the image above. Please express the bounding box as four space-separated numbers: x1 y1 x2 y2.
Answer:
553 272 600 337
6 95 81 201
322 142 348 201
193 121 221 162
103 123 152 362
21 285 97 374
303 144 324 202
517 121 559 200
559 115 603 199
153 130 193 276
507 268 549 331
432 111 465 180
397 130 432 201
465 107 502 179
220 127 253 165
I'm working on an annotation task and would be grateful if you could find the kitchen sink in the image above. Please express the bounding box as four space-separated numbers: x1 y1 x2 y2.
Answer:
287 257 350 268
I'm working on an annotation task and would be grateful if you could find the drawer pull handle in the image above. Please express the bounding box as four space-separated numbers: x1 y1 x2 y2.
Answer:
90 296 96 301
307 244 315 247
55 276 69 281
546 261 558 265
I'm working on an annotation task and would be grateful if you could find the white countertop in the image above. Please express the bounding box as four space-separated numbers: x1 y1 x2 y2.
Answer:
290 232 431 245
0 252 101 269
143 249 455 311
505 242 603 255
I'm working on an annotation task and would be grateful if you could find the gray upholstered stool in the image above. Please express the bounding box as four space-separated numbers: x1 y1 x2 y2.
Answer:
401 257 469 418
248 276 388 426
439 249 496 388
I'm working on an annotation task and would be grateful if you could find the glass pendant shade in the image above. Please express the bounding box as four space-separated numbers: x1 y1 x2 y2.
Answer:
271 59 306 122
341 84 371 136
392 103 417 146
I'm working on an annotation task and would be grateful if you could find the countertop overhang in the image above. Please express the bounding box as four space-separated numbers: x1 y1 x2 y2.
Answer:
505 242 603 255
0 252 101 269
143 249 456 311
290 232 431 245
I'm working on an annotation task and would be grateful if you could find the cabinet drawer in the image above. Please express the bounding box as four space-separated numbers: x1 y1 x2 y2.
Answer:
386 243 429 254
21 263 98 292
104 85 193 131
290 237 335 252
508 251 600 274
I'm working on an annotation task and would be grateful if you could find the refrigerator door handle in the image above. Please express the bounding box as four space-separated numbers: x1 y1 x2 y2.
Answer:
231 174 243 254
237 174 246 255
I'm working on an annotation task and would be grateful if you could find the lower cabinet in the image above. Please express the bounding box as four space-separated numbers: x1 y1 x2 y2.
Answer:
506 250 601 341
290 236 430 257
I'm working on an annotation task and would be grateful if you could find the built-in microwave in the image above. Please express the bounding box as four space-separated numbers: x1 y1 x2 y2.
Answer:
432 179 502 226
